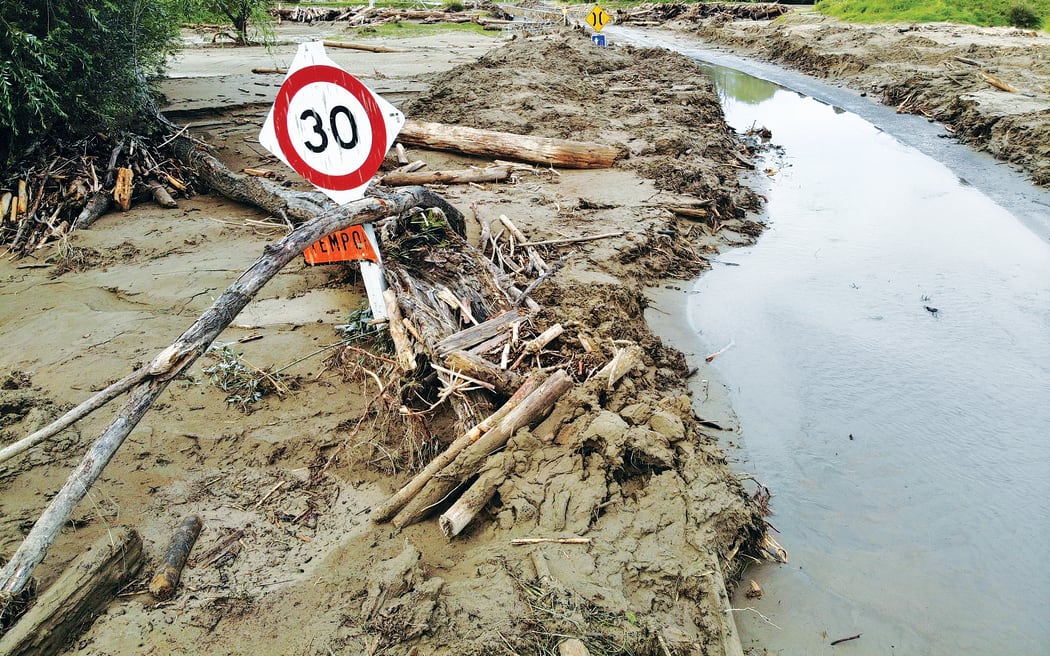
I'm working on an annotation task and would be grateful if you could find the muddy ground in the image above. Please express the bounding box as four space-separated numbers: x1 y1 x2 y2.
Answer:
2 7 1045 656
1 23 769 656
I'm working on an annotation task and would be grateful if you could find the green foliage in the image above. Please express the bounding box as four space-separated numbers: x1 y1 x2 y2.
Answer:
180 0 274 44
203 344 285 412
1008 2 1042 26
815 0 1047 29
0 0 184 166
444 1 465 11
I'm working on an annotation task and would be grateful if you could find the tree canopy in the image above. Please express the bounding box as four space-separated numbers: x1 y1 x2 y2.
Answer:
0 0 183 166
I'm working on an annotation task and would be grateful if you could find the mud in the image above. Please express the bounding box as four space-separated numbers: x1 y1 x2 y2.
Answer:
1 26 769 656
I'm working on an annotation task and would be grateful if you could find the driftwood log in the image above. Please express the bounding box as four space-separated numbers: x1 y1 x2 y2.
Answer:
0 186 461 615
371 376 542 523
390 370 573 528
148 515 204 600
0 527 143 656
399 120 621 170
172 137 332 222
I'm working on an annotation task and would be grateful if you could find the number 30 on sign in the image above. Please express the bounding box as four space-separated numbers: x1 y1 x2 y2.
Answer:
259 41 405 205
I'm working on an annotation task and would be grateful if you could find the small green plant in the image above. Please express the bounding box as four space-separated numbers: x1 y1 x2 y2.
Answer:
203 344 285 412
444 1 465 11
1008 2 1042 27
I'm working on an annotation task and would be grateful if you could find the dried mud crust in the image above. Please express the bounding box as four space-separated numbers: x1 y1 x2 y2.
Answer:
684 11 1050 186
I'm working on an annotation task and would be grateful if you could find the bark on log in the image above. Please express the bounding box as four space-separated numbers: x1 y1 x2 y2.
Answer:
172 137 332 222
381 165 513 186
0 186 461 611
399 120 621 170
391 370 573 528
370 376 542 523
0 527 143 656
439 465 505 537
147 178 178 209
322 40 407 53
72 192 112 229
0 366 149 466
148 515 204 600
434 310 523 357
444 349 522 396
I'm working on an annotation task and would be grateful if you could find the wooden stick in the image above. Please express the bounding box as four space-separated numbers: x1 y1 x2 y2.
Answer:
0 366 150 466
830 634 862 646
399 120 621 170
148 515 203 600
391 370 573 528
370 376 542 523
383 289 418 372
510 537 590 545
382 165 512 186
147 178 177 208
394 143 409 166
439 467 504 538
518 231 624 247
510 324 563 369
499 214 548 274
251 67 287 75
322 40 407 53
0 527 143 656
0 187 461 609
112 167 133 211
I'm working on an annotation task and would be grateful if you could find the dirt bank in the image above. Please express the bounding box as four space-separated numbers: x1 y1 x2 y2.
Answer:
627 4 1050 186
1 25 774 656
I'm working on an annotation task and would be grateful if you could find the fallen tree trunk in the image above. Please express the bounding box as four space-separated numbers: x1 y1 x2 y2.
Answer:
172 137 332 222
0 186 461 614
0 527 143 656
391 370 573 528
370 376 542 523
399 120 622 170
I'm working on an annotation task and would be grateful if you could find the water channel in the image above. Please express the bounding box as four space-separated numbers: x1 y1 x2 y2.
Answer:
616 29 1050 656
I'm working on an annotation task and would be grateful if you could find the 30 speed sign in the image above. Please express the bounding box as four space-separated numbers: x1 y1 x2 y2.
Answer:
259 42 405 204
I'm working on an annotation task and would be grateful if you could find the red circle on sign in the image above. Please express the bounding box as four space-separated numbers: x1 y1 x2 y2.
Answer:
273 65 388 192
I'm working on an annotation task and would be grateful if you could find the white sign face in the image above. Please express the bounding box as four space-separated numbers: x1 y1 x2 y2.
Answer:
259 42 405 204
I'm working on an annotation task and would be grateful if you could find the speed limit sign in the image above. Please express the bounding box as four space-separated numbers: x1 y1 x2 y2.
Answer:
260 41 404 204
259 42 405 321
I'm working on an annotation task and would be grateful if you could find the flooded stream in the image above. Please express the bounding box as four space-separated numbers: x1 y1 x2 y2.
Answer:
621 30 1050 656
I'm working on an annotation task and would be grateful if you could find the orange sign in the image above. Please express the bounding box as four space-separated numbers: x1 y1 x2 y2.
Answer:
303 225 379 265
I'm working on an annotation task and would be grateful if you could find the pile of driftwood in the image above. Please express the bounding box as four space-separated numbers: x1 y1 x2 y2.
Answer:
1 135 195 257
616 2 791 26
271 3 512 30
0 105 641 650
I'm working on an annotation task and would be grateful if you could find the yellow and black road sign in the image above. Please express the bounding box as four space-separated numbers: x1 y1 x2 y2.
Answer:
586 5 611 32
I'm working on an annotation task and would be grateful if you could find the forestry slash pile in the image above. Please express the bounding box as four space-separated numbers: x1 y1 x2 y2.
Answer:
1 30 782 656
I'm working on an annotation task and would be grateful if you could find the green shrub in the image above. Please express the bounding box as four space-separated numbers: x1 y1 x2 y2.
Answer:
0 0 183 166
444 1 465 12
1008 2 1042 27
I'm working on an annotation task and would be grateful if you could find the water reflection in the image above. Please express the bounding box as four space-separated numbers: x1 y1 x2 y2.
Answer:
692 66 1050 655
